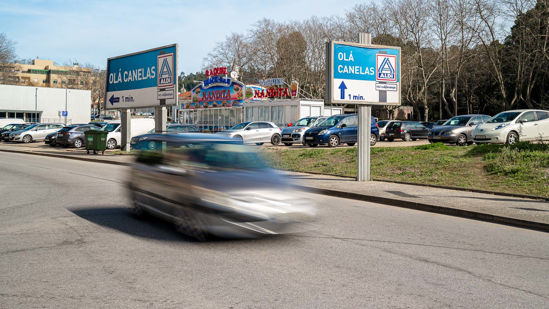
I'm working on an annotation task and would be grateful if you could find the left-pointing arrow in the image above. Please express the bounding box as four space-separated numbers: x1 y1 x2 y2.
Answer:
109 94 120 105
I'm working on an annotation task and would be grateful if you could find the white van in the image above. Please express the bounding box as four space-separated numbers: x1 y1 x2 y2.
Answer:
103 118 155 149
0 118 25 128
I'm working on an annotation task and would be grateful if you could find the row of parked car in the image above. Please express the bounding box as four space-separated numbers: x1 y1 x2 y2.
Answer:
2 109 547 150
376 109 549 146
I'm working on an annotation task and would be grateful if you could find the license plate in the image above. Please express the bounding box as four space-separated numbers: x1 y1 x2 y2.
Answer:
433 136 440 139
305 137 313 140
476 135 486 139
283 134 290 137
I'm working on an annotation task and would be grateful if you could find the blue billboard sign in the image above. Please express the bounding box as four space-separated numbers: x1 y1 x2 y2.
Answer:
105 44 177 110
327 41 400 105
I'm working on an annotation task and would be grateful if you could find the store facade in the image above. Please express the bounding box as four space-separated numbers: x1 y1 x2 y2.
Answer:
177 67 340 131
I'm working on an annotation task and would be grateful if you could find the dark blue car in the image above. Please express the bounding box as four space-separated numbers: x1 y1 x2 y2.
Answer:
303 114 379 147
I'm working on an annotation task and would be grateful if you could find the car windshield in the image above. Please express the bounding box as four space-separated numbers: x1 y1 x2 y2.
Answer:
377 120 389 128
230 122 250 130
487 112 522 123
167 125 197 132
1 124 14 130
443 116 471 126
59 126 75 132
170 142 268 170
22 124 39 130
102 123 119 132
294 118 314 126
316 116 344 127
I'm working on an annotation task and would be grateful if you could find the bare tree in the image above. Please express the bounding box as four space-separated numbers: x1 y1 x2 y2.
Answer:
0 33 16 63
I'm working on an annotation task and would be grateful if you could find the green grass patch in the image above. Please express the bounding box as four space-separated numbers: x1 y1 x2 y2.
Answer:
263 142 549 198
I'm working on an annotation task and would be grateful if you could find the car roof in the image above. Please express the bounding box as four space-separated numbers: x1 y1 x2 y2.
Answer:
133 133 237 143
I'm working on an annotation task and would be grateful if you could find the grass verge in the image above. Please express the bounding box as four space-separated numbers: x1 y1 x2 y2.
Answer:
262 142 549 198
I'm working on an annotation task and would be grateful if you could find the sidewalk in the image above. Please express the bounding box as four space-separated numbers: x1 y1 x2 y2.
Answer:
1 143 548 232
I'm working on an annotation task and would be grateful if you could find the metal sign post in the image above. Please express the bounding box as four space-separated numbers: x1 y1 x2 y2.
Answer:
357 33 372 181
326 33 401 181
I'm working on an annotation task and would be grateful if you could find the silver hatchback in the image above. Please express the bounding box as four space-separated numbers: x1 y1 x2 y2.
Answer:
128 134 317 240
219 121 282 145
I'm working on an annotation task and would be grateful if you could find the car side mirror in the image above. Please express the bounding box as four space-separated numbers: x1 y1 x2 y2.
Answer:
469 122 476 126
245 127 251 130
517 119 525 124
340 123 347 128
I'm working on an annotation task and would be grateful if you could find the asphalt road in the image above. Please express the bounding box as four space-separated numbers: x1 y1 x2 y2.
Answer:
1 152 548 308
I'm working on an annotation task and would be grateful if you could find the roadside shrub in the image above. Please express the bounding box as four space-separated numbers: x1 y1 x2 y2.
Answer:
484 145 549 179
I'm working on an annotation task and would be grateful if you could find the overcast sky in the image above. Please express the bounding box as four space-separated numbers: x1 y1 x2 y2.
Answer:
1 0 368 74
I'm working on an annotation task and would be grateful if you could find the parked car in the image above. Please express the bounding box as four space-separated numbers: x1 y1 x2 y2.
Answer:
56 124 99 148
130 125 200 149
473 109 549 144
428 114 491 146
281 116 327 146
219 121 282 145
377 120 398 141
156 124 199 133
0 123 29 137
102 118 156 149
303 114 379 147
9 123 64 143
128 133 316 240
385 121 429 141
44 131 59 146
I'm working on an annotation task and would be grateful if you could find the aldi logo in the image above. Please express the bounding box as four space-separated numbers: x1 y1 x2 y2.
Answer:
376 54 397 82
157 53 174 88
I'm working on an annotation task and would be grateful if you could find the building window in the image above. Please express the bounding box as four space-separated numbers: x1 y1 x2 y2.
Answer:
0 112 6 118
53 80 57 84
80 81 84 85
43 79 47 83
16 113 24 119
8 112 15 118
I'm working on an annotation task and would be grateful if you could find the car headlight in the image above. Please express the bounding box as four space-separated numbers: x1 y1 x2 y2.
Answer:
494 123 510 130
318 129 328 135
292 128 306 133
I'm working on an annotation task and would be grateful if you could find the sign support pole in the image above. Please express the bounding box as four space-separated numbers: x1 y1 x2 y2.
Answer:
121 108 131 152
357 33 372 182
155 105 167 132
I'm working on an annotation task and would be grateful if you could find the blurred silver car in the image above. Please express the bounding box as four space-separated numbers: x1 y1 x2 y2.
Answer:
219 121 282 145
128 134 317 240
281 116 327 146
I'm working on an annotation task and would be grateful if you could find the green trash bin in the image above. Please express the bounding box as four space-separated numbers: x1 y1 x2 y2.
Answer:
85 130 108 155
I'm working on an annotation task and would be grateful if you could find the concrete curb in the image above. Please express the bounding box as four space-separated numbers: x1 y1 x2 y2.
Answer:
2 148 548 233
297 186 549 233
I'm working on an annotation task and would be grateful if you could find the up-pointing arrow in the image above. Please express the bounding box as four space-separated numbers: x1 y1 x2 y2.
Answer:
338 81 347 100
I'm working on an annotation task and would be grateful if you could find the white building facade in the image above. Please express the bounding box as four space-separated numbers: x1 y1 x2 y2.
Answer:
0 84 91 124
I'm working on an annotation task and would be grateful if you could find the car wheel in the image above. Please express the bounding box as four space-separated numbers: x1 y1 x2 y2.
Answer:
256 143 264 146
175 208 208 242
412 138 417 141
22 135 32 143
380 136 385 141
506 131 519 145
328 135 340 147
106 138 117 149
49 142 57 147
308 144 318 147
403 133 411 141
370 134 377 146
73 138 83 148
456 134 467 146
388 137 394 142
233 135 243 143
284 143 292 146
271 134 281 145
347 142 356 146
